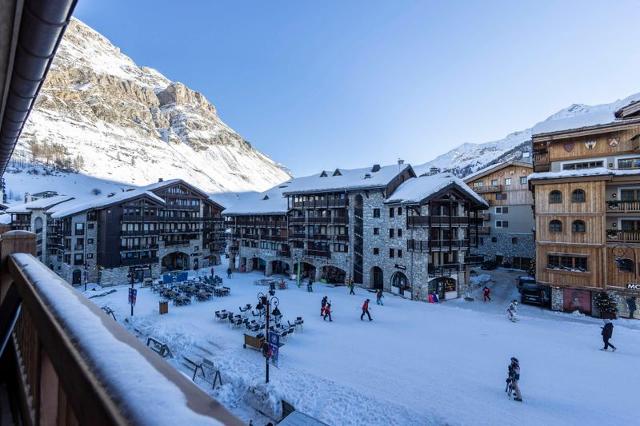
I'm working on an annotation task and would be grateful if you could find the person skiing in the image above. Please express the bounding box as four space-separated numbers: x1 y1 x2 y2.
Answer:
506 357 522 401
601 320 616 351
321 296 328 316
507 300 518 322
323 302 333 321
348 278 355 295
226 267 232 279
376 289 384 305
361 298 372 321
483 286 491 302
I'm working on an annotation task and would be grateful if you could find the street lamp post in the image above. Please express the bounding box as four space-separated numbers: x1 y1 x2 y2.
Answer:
257 292 280 383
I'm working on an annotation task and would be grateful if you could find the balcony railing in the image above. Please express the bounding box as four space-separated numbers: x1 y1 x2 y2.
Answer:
307 217 331 224
428 263 462 276
407 216 470 227
305 249 331 258
428 239 470 251
606 229 640 243
533 151 550 172
606 200 640 213
0 231 240 426
474 185 503 194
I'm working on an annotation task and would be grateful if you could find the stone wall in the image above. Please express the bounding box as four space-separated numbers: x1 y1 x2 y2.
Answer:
551 287 563 311
474 233 535 264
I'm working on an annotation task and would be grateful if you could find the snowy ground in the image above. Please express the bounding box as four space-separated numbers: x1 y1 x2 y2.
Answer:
83 265 639 425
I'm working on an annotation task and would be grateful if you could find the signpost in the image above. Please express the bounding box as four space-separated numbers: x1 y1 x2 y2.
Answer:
128 287 137 316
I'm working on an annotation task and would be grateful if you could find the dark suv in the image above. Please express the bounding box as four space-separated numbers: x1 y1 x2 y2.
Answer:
517 277 550 306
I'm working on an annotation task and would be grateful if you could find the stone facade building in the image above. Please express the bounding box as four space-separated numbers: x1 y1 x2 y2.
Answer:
464 161 535 269
8 179 225 286
225 164 487 301
530 93 640 318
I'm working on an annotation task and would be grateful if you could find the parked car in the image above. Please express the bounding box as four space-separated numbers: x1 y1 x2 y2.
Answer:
516 276 536 292
520 282 551 306
481 260 498 270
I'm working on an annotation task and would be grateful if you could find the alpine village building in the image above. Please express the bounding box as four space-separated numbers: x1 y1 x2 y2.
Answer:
529 93 640 319
464 160 535 269
224 163 488 301
6 179 225 286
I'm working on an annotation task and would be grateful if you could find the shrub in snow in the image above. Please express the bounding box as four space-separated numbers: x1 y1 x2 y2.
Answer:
594 292 618 319
244 383 283 420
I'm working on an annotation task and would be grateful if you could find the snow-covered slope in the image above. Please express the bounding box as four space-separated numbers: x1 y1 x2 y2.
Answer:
15 19 290 193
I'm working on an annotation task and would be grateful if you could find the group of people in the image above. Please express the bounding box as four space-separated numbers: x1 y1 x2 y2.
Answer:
318 296 376 322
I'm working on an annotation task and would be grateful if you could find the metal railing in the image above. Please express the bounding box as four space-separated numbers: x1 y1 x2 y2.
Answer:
0 231 241 426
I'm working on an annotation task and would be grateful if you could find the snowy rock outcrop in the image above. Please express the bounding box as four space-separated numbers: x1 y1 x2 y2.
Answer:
17 18 290 192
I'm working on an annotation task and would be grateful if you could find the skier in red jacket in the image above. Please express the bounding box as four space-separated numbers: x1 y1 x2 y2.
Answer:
361 299 372 321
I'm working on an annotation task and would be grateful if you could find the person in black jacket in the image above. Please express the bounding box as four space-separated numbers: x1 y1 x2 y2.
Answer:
601 320 616 351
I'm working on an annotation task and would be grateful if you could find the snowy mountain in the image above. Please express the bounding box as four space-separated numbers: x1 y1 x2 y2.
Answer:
13 18 290 194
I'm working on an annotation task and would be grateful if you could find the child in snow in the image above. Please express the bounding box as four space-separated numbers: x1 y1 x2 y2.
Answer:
323 302 332 321
506 357 522 401
321 296 328 316
483 286 491 302
507 300 518 322
361 299 372 321
376 289 384 305
601 320 616 351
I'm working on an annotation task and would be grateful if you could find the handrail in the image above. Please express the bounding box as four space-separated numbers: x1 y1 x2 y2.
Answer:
3 251 241 425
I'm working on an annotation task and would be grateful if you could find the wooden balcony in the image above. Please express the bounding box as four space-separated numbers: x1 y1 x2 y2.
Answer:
408 216 470 227
0 231 241 426
606 200 640 213
606 229 640 243
474 185 503 194
533 152 550 172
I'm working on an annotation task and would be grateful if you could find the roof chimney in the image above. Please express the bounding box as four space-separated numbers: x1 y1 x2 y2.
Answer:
158 178 164 182
371 164 381 173
398 159 404 166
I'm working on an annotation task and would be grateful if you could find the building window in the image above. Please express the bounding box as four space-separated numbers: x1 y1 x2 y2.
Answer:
512 237 518 244
87 238 94 244
73 253 84 265
571 189 586 203
549 190 562 204
617 158 640 170
562 160 603 170
496 220 509 228
389 248 395 258
397 228 402 237
75 223 85 235
496 193 507 200
495 206 509 214
87 223 95 229
398 249 403 258
549 220 563 233
373 209 380 218
389 208 395 218
621 189 640 201
572 220 586 233
505 178 512 186
616 258 635 273
397 207 403 215
389 229 395 238
491 237 497 243
474 181 484 188
373 228 379 235
520 176 527 185
491 179 498 186
373 248 379 255
87 253 94 259
547 254 588 272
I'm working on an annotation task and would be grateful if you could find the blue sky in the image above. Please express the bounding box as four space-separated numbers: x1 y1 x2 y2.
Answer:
75 0 640 176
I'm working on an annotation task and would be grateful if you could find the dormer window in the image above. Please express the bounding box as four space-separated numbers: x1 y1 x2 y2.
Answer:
320 171 328 177
364 173 371 179
262 195 269 200
333 169 342 176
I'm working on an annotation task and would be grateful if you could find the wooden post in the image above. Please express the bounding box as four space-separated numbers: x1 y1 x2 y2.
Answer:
0 231 36 304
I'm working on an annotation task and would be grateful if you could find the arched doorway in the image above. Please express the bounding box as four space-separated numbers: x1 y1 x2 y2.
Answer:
72 269 82 285
391 271 410 296
252 257 266 272
271 260 290 275
428 276 457 300
321 265 346 284
370 266 383 290
294 261 316 281
162 252 189 271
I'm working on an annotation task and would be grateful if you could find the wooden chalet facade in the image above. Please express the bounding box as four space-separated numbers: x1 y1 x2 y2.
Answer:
530 95 640 318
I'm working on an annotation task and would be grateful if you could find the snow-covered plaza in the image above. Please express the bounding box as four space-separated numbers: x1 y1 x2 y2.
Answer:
85 265 639 425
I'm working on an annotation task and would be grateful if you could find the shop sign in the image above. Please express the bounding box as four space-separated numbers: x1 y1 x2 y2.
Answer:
627 283 640 291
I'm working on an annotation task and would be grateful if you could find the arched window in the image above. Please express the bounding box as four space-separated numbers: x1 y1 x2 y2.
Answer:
549 220 563 233
571 189 586 203
616 258 635 273
549 190 562 204
572 220 586 233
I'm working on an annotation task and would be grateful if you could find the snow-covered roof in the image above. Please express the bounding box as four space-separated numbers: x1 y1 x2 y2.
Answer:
141 179 224 209
532 92 640 136
463 160 532 183
281 164 413 195
0 213 12 224
222 186 289 216
385 173 488 206
49 189 165 219
6 195 75 213
528 167 640 182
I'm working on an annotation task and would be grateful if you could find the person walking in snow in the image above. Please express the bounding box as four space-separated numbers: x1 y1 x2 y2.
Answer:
506 357 522 401
323 302 333 322
307 278 314 292
226 267 232 279
601 320 616 351
483 286 491 302
431 291 439 303
376 289 384 305
348 278 355 295
321 296 328 316
361 298 372 321
211 267 215 278
507 300 518 322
